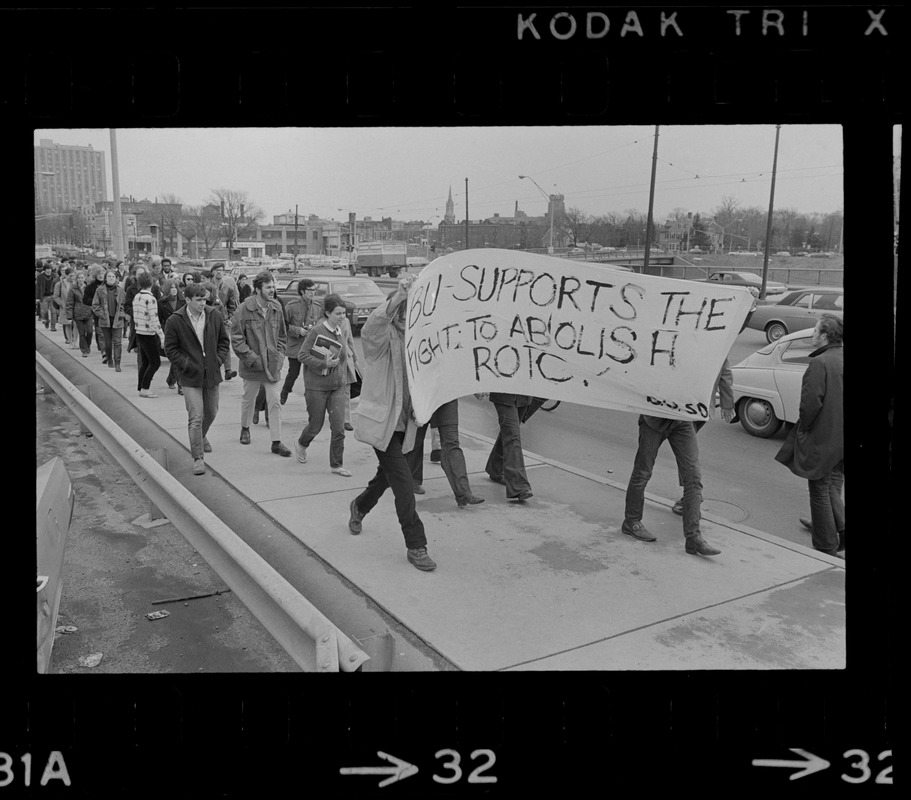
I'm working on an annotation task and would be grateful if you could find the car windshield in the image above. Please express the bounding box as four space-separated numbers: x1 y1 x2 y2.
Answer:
332 281 385 298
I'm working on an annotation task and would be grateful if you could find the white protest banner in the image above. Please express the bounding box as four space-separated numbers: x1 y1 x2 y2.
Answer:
404 249 753 424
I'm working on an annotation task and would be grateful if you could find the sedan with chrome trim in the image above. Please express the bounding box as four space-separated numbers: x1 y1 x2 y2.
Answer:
746 287 843 343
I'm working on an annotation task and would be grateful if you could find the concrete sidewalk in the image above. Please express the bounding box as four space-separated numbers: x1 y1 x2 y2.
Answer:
37 322 845 670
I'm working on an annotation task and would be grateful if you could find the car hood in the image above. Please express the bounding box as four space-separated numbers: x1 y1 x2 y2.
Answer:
336 293 385 304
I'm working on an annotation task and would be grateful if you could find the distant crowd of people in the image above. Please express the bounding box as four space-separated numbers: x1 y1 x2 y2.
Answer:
37 257 843 572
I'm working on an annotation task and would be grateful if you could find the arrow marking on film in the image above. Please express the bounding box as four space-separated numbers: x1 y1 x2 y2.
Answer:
340 751 419 788
752 748 830 780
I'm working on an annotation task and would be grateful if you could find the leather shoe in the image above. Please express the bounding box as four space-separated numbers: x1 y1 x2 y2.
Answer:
685 534 721 556
252 410 260 425
413 484 425 495
487 474 506 485
239 427 251 445
271 442 292 457
348 498 364 535
510 490 533 501
457 494 485 507
430 449 442 463
622 520 656 541
344 422 353 431
672 498 684 515
407 546 437 571
799 517 812 531
280 390 288 405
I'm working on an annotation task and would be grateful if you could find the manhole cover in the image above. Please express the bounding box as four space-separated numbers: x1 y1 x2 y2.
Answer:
702 498 749 524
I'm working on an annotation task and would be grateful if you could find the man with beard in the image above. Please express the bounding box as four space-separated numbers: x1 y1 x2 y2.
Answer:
230 270 291 456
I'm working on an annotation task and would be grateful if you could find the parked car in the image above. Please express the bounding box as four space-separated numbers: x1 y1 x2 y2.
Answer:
694 270 788 297
731 328 817 437
775 251 791 257
688 247 705 253
276 275 388 333
746 287 843 342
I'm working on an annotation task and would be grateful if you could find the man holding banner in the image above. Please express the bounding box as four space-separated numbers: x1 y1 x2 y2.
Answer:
622 415 721 556
350 275 437 572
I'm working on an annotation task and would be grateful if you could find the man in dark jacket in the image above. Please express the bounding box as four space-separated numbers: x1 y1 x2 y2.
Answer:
164 283 231 476
775 314 844 556
82 265 106 358
36 262 58 329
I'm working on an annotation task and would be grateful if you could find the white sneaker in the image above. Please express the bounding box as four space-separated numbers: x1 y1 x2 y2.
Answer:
294 440 308 463
139 390 158 398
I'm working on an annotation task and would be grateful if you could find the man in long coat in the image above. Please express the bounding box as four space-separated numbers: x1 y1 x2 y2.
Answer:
775 314 844 556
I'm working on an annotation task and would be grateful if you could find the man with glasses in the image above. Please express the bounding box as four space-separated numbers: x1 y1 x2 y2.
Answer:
164 283 231 476
280 278 319 405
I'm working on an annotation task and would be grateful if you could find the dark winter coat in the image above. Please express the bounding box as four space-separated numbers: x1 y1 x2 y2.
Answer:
66 285 94 321
92 284 128 329
775 343 844 480
164 305 230 389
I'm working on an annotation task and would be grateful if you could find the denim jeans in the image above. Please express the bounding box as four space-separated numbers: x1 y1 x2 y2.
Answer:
99 325 122 367
808 461 845 555
624 417 703 537
415 400 471 500
136 334 161 390
40 296 57 327
486 403 532 498
356 429 427 550
298 387 346 468
92 318 104 352
241 379 281 441
74 317 94 355
182 384 220 460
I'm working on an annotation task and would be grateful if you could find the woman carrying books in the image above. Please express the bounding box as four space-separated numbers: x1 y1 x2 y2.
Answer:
294 294 352 476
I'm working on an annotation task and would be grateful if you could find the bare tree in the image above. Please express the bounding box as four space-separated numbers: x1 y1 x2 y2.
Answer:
713 194 742 227
182 205 222 259
207 188 265 256
157 193 184 257
562 206 593 247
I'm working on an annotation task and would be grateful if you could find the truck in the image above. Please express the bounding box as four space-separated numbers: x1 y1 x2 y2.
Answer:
355 241 407 278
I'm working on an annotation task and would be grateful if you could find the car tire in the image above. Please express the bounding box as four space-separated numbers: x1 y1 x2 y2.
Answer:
765 321 788 343
738 397 783 438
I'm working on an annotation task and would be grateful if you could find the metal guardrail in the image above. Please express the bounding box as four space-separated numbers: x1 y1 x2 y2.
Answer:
35 351 370 673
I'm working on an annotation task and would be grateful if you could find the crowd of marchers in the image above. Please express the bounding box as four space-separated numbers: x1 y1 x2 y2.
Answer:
37 258 843 572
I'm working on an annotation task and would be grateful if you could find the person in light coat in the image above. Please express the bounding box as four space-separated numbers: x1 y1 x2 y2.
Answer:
349 275 436 571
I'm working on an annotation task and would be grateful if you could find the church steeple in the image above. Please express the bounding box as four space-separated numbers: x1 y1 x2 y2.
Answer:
444 185 455 224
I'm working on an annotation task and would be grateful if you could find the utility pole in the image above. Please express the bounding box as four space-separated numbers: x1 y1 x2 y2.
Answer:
293 204 299 263
464 178 469 249
110 129 124 260
760 124 781 300
643 125 659 274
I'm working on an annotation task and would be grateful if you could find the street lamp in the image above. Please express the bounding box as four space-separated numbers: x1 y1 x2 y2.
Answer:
519 175 554 254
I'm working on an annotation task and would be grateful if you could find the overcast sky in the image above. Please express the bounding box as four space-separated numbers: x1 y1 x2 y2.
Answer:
34 125 844 223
